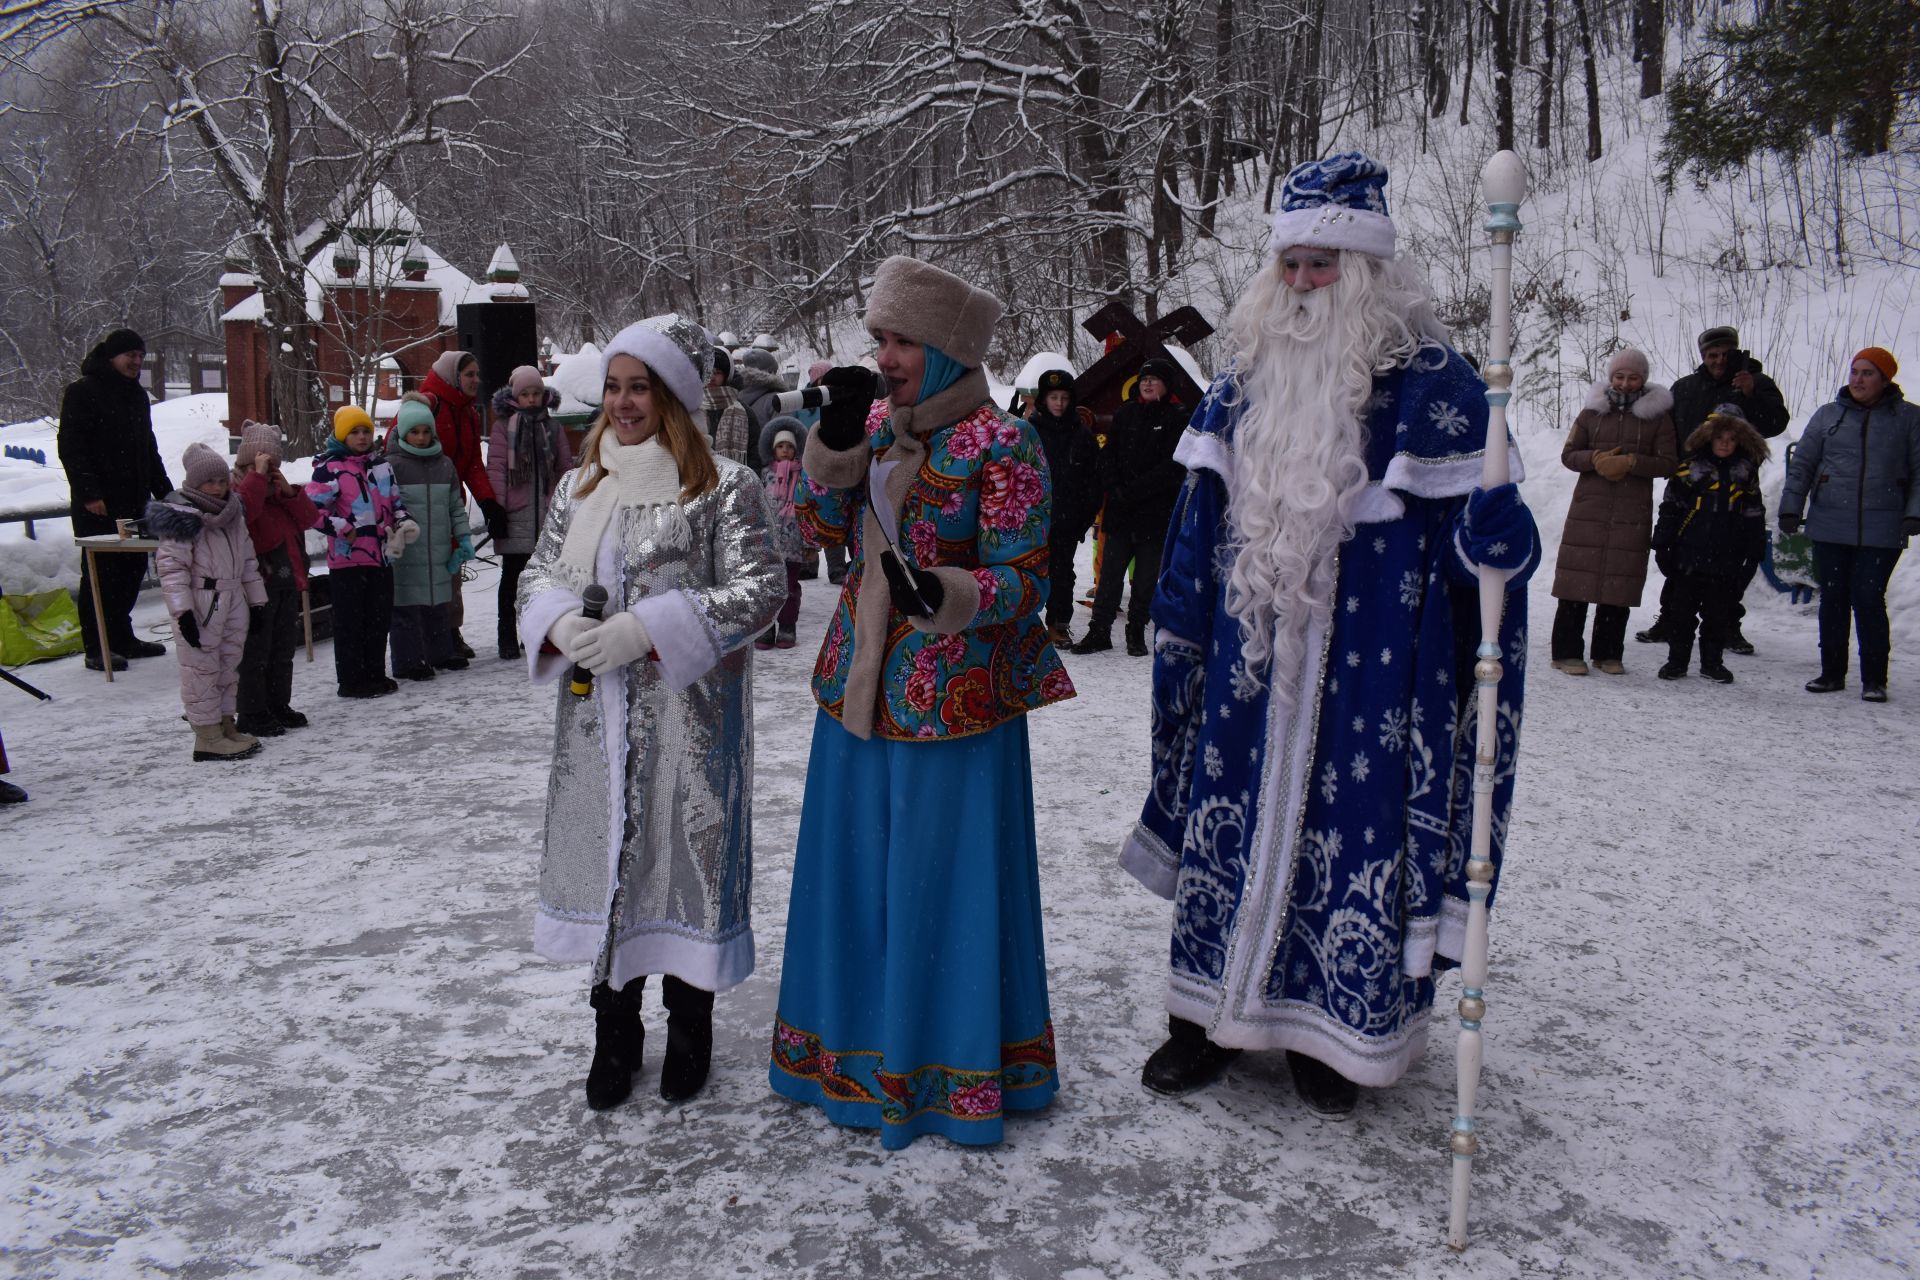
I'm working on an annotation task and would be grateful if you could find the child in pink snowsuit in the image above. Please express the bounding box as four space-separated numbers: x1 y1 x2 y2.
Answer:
146 442 268 761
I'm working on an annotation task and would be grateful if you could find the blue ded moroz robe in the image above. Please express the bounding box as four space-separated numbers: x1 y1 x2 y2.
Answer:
1120 344 1531 1086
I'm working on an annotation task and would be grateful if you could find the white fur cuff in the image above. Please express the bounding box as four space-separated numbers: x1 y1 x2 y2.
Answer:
520 586 584 684
802 425 870 490
631 590 717 690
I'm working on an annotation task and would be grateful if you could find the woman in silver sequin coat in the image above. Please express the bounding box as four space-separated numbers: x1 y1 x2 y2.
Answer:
516 315 785 1110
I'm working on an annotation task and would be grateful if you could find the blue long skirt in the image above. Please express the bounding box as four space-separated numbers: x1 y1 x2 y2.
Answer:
769 709 1059 1148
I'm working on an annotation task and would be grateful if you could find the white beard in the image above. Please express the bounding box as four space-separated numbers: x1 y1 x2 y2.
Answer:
1220 253 1445 703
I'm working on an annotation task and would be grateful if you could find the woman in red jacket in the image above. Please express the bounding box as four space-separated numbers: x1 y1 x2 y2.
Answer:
420 350 506 657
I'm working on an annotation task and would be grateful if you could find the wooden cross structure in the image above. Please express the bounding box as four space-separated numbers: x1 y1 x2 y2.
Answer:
1071 301 1214 430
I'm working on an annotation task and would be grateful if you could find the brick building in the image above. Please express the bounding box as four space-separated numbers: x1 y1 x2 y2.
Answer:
219 185 527 437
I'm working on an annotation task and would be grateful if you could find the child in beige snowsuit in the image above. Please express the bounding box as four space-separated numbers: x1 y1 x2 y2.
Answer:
146 442 269 760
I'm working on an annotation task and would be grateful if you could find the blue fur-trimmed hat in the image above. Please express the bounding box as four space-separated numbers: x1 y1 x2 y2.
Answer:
1268 152 1396 260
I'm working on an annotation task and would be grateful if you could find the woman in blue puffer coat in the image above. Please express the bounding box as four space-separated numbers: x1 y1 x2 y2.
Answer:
1779 347 1920 702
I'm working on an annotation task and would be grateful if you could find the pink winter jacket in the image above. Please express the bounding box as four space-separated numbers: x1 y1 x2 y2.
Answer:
145 490 269 625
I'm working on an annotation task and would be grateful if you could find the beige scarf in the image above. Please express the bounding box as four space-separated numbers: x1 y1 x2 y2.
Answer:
558 434 691 586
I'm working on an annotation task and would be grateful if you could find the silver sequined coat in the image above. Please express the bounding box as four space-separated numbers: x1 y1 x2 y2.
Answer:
516 459 784 992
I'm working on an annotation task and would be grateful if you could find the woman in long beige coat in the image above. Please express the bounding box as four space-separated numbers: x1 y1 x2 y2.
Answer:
1550 349 1677 674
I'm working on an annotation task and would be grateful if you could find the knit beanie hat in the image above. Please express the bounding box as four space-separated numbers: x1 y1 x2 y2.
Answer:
1853 347 1898 380
431 349 475 385
508 364 544 396
99 327 146 359
395 392 437 440
863 256 1004 369
1268 152 1395 259
234 421 284 470
711 348 732 379
807 360 831 384
182 442 229 489
772 429 798 452
333 404 375 441
737 346 779 376
600 314 711 415
1697 325 1739 353
1138 357 1180 385
1607 349 1650 378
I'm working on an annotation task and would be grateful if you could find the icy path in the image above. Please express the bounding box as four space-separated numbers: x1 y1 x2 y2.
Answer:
1 548 1914 1279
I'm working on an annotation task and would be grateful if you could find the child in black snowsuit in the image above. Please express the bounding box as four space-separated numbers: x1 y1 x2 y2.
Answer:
1651 409 1771 683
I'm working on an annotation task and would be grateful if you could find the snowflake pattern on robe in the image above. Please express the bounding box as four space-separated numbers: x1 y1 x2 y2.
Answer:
1119 343 1533 1087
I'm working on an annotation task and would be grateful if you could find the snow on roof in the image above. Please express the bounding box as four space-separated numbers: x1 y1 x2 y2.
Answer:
333 183 421 241
548 343 603 412
487 244 520 277
220 236 483 328
1015 351 1073 391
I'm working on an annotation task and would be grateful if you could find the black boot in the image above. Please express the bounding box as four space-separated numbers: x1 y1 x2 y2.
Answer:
585 979 645 1110
1070 630 1113 655
1141 1016 1240 1096
658 976 715 1103
1659 637 1691 680
1125 628 1148 657
1286 1051 1360 1117
1634 616 1671 644
1805 673 1846 693
1699 646 1734 683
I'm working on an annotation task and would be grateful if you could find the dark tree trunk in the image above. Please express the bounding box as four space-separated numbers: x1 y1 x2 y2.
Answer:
1572 0 1603 160
1458 3 1477 128
1634 0 1664 98
1536 0 1556 148
1198 0 1234 234
1491 0 1517 151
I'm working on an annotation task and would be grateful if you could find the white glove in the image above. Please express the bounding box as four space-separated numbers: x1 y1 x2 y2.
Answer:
396 519 421 545
573 610 652 677
547 609 596 662
384 529 407 562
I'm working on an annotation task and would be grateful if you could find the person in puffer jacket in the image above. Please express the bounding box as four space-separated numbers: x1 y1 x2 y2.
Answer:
1778 347 1920 702
147 443 269 761
387 393 475 680
487 366 574 659
307 405 415 699
1651 410 1769 685
233 420 321 737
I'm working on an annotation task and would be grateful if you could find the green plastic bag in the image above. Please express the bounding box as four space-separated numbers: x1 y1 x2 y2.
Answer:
0 588 85 666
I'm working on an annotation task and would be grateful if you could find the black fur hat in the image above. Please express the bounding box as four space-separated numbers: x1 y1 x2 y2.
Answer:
1036 368 1074 399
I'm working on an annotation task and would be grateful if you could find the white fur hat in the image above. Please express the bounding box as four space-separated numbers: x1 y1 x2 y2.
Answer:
600 314 712 415
1267 151 1397 260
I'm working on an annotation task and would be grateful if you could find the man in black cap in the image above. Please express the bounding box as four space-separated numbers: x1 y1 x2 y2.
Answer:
1638 324 1790 651
56 328 173 670
1073 357 1190 656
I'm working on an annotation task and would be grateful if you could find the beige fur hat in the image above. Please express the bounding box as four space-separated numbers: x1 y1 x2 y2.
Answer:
862 256 1003 369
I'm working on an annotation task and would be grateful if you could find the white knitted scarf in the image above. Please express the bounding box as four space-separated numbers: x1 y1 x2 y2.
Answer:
557 434 692 584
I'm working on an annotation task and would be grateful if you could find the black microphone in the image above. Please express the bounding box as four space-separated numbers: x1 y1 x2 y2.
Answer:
772 370 884 415
568 583 608 697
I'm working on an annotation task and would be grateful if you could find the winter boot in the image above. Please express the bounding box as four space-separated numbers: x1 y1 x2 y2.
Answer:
753 626 777 651
1726 626 1756 656
585 979 646 1111
192 723 259 762
1125 628 1148 657
1048 624 1073 646
272 706 309 729
398 666 435 682
1141 1016 1241 1097
1550 658 1589 676
1286 1050 1360 1117
1804 674 1846 693
124 639 168 659
1634 616 1671 645
499 638 522 660
659 977 715 1103
1070 630 1113 655
220 715 260 750
433 656 470 672
1861 686 1888 703
84 651 128 672
452 636 476 661
1698 645 1734 683
0 779 27 804
234 712 285 738
775 624 797 650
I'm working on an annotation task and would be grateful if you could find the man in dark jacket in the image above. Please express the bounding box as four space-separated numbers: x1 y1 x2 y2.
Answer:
1027 368 1100 643
56 328 172 670
1639 325 1792 652
1073 358 1189 656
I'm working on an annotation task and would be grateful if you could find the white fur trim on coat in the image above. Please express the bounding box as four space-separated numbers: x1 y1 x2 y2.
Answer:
630 590 718 690
1268 206 1396 259
1581 380 1674 419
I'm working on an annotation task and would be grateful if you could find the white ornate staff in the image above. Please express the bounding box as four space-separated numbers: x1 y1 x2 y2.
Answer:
1448 148 1527 1253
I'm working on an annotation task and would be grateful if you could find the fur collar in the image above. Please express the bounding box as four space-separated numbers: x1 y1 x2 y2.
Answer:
144 491 244 541
1582 379 1673 418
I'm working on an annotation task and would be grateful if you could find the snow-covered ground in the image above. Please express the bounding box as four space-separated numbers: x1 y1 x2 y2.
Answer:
2 517 1915 1277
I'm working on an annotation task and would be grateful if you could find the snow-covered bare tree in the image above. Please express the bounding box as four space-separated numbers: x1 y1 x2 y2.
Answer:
22 0 529 450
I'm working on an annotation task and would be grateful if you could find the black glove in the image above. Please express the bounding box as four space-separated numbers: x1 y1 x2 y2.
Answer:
1779 513 1802 535
485 510 509 541
1903 516 1920 537
1654 549 1676 577
249 604 267 633
478 498 508 535
879 549 944 619
816 366 880 450
176 612 201 649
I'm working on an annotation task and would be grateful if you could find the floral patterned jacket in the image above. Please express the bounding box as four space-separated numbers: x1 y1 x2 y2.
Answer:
796 369 1073 740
